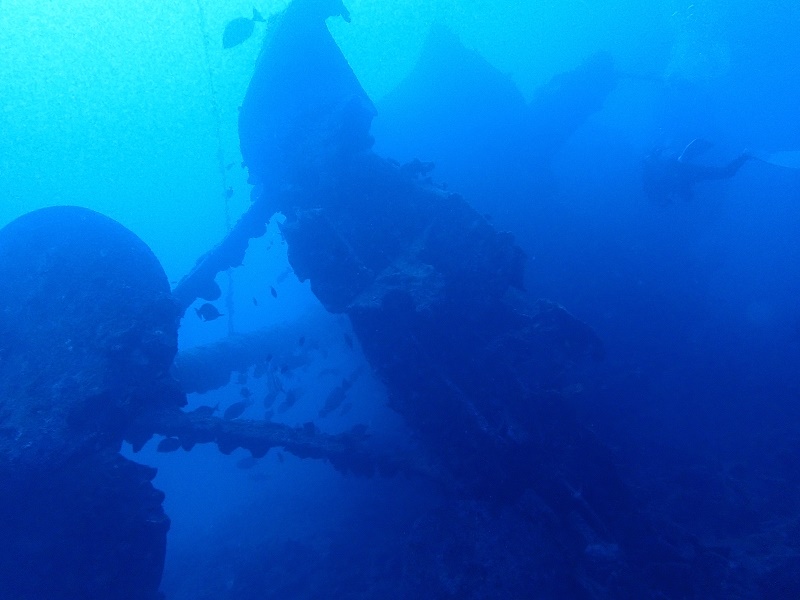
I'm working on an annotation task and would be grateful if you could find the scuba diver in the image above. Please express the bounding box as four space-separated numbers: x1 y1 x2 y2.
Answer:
642 139 752 204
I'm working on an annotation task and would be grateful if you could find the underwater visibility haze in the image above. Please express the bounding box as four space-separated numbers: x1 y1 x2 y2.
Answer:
1 0 800 598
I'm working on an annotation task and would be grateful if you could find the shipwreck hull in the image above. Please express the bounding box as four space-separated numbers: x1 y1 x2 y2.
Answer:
236 1 695 596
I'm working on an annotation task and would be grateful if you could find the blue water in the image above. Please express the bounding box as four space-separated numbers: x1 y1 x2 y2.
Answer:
1 0 799 598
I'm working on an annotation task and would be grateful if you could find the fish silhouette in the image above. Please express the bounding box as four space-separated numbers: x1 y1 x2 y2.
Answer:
224 400 251 420
223 8 266 49
190 403 219 417
195 302 223 321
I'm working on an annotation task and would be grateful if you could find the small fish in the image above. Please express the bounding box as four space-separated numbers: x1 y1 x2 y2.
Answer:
275 265 293 283
236 456 260 469
319 381 347 418
253 296 258 306
277 389 298 413
156 437 182 453
270 286 278 298
343 333 354 349
190 403 219 417
320 368 363 417
263 389 280 409
222 8 266 49
256 357 274 378
264 409 275 421
237 372 248 385
224 186 234 199
263 373 283 408
195 303 224 321
338 402 353 417
224 400 251 420
276 451 285 463
298 335 305 346
240 386 252 399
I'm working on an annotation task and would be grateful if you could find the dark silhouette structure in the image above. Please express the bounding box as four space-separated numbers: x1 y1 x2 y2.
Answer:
0 1 756 597
0 207 384 599
0 206 178 600
235 1 712 597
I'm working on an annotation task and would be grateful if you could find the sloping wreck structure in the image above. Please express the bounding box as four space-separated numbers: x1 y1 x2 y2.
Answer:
230 0 717 597
0 1 730 598
373 22 618 230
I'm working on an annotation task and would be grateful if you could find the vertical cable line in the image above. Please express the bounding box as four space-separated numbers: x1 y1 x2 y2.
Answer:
193 0 236 335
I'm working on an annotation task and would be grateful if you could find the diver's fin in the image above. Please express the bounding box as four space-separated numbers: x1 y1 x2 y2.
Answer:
751 150 800 169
